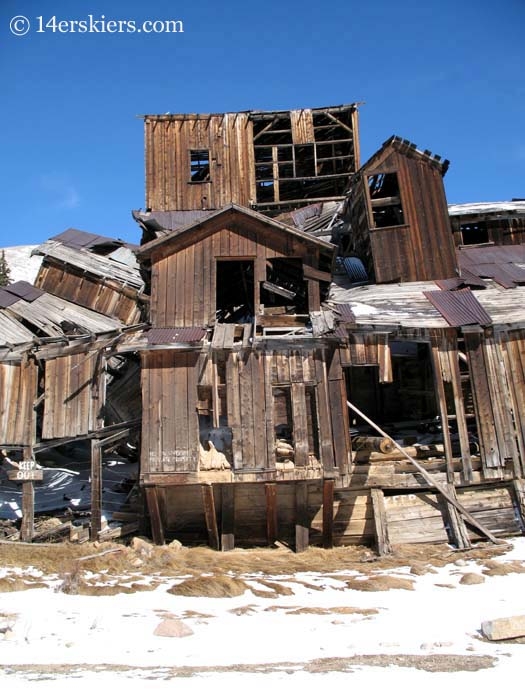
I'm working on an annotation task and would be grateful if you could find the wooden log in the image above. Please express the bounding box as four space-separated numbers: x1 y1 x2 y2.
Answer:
202 484 219 550
353 436 394 454
371 488 392 555
346 400 502 544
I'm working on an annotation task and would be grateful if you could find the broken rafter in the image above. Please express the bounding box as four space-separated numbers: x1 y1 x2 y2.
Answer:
346 400 503 545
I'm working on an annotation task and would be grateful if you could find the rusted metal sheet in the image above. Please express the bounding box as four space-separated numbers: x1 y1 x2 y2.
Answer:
424 289 492 327
0 289 20 308
5 281 45 302
51 228 118 250
146 327 206 345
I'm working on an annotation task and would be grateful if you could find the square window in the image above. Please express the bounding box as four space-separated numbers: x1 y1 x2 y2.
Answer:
190 149 210 182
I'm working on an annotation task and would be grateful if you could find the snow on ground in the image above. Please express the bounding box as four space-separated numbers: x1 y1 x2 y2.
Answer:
2 245 42 284
1 538 525 697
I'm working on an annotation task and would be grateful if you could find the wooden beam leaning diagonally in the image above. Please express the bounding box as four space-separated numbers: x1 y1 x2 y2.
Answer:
346 400 502 545
202 483 220 551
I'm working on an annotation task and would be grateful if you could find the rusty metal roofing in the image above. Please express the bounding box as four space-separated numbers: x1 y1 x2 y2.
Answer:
51 228 118 250
6 281 45 302
424 289 492 327
132 209 211 233
335 303 356 323
458 244 525 288
146 327 207 345
435 278 465 291
0 288 20 309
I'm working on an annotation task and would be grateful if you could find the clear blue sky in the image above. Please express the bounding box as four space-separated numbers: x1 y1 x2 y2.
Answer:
0 0 523 247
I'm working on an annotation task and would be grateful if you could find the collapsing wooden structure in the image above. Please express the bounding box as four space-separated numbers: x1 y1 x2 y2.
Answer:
1 104 525 550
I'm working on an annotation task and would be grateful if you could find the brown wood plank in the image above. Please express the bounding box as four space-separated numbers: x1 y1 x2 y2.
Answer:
430 341 455 483
265 482 278 544
202 483 220 550
220 483 235 551
90 439 102 540
145 486 165 545
322 478 334 549
295 481 309 552
291 382 309 467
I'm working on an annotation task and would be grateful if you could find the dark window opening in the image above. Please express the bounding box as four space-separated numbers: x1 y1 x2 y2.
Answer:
260 257 308 314
216 260 254 323
306 386 320 459
460 222 489 245
190 149 210 182
368 172 405 228
274 387 294 463
294 144 315 177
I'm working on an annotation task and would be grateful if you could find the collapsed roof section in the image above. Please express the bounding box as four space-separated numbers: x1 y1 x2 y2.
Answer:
32 228 146 325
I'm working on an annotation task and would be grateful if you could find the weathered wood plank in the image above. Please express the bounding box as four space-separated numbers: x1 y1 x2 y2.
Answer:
202 483 220 550
371 488 392 555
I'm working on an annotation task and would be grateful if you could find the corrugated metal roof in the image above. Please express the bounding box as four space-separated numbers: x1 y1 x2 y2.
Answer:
132 209 212 233
435 278 464 291
336 303 356 323
341 257 368 283
424 289 492 327
458 244 525 265
449 201 525 217
146 327 207 345
6 281 45 302
0 289 20 309
51 228 117 250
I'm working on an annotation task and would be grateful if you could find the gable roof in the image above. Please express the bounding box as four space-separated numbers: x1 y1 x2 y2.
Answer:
137 203 336 261
352 135 449 182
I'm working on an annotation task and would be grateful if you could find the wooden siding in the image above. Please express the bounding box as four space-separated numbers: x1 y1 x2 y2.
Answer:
141 350 200 474
145 113 256 211
42 352 105 439
349 146 457 283
150 224 323 326
0 360 38 446
35 261 142 325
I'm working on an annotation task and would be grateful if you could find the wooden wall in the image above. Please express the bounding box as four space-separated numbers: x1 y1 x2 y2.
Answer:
140 347 352 479
349 148 457 283
0 359 38 446
42 352 105 439
145 113 256 211
35 261 142 325
150 223 323 326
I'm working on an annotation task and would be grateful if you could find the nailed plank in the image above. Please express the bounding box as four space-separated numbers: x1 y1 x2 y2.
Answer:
145 486 165 545
295 481 309 552
265 482 278 545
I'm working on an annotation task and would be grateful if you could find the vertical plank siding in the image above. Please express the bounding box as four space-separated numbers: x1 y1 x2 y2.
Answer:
0 360 38 446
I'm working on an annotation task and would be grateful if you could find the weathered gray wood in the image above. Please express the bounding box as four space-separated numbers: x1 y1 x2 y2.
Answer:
440 483 471 549
371 488 392 555
265 482 278 545
90 439 102 541
20 482 34 543
346 399 502 544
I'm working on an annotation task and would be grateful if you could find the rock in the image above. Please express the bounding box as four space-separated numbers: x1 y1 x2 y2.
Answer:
131 537 154 557
459 572 485 585
130 557 143 567
482 615 525 641
168 539 183 551
154 618 194 638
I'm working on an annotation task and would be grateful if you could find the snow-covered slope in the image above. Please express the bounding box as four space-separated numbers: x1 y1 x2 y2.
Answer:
1 245 42 284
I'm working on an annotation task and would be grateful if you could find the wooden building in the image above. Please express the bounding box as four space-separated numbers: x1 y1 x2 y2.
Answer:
345 136 458 283
143 104 360 216
449 200 525 247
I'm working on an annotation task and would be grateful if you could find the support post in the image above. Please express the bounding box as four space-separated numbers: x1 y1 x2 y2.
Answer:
91 439 102 541
202 484 220 550
220 483 235 551
371 488 392 555
295 481 309 553
322 479 334 549
265 482 278 545
145 486 165 545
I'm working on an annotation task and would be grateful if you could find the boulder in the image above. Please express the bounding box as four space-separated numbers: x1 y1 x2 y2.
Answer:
154 618 194 638
482 615 525 641
459 572 485 585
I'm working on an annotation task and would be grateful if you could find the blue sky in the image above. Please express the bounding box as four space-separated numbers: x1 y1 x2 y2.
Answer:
0 0 523 248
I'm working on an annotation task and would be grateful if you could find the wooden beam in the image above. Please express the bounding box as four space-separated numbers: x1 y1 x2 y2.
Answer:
371 488 392 556
429 343 455 483
20 447 35 543
90 439 102 541
440 484 471 550
322 479 334 549
295 481 309 553
346 399 503 545
145 486 165 545
202 484 220 550
265 482 278 545
221 483 235 551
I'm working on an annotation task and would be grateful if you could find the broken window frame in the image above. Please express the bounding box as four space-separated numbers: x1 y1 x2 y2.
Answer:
189 149 211 183
366 171 406 229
